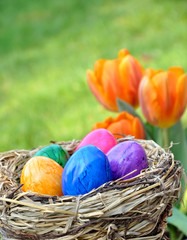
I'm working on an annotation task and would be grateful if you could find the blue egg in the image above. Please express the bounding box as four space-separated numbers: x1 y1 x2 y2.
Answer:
61 145 113 196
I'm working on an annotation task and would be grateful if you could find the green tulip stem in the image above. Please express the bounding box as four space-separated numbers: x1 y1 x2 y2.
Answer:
162 128 169 147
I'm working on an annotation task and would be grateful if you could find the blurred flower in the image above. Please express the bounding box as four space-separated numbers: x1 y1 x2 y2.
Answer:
87 49 144 112
92 111 145 139
139 67 187 128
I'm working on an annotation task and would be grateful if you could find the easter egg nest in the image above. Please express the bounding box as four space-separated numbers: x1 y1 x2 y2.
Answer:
0 138 184 240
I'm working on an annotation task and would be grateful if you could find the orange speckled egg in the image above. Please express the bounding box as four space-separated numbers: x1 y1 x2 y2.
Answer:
21 156 63 196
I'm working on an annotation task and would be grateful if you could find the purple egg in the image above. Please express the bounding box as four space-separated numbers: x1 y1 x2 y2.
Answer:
107 141 148 180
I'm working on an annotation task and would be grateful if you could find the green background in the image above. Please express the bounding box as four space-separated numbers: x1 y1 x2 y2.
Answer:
0 0 186 152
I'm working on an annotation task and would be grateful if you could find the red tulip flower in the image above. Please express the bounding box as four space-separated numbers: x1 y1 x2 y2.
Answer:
87 49 144 112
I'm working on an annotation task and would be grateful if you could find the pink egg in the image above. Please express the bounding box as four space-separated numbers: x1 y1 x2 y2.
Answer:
76 129 117 154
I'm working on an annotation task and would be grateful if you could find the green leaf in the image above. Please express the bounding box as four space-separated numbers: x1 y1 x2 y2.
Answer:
117 98 138 117
185 126 187 142
143 122 156 140
167 224 178 240
167 207 187 236
168 120 187 177
143 122 163 143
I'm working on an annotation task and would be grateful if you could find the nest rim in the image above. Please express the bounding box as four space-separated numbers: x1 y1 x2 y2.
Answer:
0 138 184 240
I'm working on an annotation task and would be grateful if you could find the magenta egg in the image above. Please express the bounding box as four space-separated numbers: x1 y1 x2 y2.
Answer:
107 141 148 180
75 129 117 154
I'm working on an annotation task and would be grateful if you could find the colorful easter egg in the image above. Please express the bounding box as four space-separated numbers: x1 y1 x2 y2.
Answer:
21 156 63 196
62 145 113 196
107 141 148 180
33 144 69 167
75 129 117 154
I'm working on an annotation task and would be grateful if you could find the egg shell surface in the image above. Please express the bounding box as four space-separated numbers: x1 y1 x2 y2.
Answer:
107 141 148 180
75 128 117 154
33 144 69 167
21 156 63 196
62 145 113 196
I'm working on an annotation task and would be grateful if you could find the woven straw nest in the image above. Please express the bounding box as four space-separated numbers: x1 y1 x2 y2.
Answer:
0 138 184 240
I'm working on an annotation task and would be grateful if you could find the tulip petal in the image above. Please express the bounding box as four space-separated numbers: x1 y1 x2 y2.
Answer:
173 73 187 122
154 71 185 127
139 68 187 128
87 59 120 111
92 111 145 139
102 59 122 111
94 59 106 82
107 119 132 138
119 55 144 107
132 117 146 139
139 76 159 126
118 48 130 59
145 68 163 78
87 49 144 111
87 69 113 111
168 66 184 78
88 59 122 112
92 117 113 130
153 72 173 114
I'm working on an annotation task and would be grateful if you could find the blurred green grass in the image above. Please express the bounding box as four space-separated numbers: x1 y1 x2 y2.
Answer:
0 0 186 152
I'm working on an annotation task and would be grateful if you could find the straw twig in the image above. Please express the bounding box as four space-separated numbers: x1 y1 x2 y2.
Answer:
0 139 183 240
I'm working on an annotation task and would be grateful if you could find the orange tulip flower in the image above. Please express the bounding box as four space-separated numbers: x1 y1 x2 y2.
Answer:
139 67 187 128
87 49 144 112
92 111 145 139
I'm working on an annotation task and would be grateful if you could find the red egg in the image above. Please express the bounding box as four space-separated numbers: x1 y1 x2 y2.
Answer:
76 129 117 154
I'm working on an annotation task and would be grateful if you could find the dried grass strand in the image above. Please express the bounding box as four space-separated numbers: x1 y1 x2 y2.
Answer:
0 138 183 240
